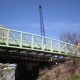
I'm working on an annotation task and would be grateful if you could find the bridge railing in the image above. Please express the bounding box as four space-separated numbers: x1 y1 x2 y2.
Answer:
0 27 80 57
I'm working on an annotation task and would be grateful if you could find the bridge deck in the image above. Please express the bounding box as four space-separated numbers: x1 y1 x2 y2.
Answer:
0 27 80 58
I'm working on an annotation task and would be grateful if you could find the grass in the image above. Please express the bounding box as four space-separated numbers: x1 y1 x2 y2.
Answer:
67 75 80 80
0 69 15 77
0 68 15 73
1 78 6 80
77 58 80 64
42 76 52 80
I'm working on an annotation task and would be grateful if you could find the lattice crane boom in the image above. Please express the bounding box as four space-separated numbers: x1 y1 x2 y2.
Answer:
39 5 45 37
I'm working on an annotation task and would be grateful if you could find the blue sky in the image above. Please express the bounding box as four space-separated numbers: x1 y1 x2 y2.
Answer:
0 0 80 39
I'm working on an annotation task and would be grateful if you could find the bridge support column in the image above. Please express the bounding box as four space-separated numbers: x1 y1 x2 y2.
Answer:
15 61 61 80
15 63 39 80
15 64 31 80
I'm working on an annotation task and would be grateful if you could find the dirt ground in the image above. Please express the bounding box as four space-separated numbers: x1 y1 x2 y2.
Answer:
37 60 80 80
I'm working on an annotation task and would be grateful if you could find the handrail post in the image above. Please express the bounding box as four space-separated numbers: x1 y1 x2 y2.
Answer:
32 35 34 49
66 42 68 54
6 29 9 46
59 41 60 53
20 32 22 48
42 36 44 50
50 38 52 52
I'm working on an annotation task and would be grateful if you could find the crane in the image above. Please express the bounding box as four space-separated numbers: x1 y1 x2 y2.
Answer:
39 5 45 37
39 5 46 44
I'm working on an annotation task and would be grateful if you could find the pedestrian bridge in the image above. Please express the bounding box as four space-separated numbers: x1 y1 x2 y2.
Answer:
1 27 80 80
0 27 80 63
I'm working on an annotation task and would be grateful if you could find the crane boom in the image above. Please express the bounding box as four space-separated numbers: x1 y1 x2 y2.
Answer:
39 5 45 37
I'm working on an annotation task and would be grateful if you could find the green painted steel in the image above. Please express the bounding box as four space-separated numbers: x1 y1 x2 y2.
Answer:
0 27 80 57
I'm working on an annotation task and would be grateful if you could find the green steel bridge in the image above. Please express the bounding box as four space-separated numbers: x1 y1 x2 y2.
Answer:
0 27 80 63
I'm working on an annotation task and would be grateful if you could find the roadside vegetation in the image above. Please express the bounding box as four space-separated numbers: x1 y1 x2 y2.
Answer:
67 75 80 80
42 76 52 80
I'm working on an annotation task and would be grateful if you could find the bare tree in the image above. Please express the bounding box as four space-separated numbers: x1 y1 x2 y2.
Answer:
59 31 80 44
59 31 80 66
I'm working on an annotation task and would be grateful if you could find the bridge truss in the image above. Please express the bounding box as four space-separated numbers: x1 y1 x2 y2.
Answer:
0 27 80 63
